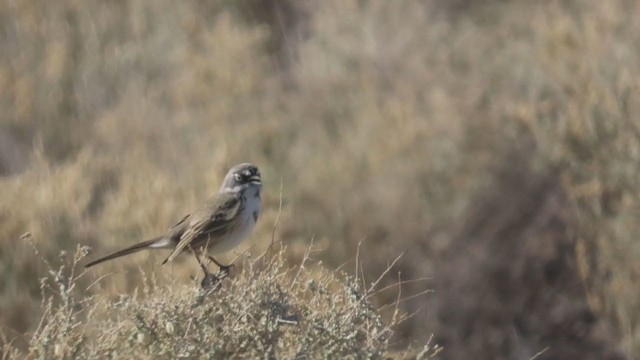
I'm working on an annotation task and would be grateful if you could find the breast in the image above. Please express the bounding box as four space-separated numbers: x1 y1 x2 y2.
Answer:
211 189 261 255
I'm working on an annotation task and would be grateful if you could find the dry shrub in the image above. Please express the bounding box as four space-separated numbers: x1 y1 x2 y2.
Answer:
1 238 437 359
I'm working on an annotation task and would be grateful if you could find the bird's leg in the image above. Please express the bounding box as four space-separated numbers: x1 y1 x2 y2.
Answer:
191 249 211 274
200 238 233 276
191 248 221 290
207 255 234 275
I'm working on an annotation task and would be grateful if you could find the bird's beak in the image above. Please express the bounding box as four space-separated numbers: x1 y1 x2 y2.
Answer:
249 176 261 184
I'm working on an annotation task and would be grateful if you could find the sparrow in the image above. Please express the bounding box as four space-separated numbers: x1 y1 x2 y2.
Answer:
85 163 262 278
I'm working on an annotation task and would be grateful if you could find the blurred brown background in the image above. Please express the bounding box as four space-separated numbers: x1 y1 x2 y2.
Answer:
1 0 639 359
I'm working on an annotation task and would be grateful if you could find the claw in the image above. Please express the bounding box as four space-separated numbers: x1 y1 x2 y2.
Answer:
200 271 222 291
218 264 234 276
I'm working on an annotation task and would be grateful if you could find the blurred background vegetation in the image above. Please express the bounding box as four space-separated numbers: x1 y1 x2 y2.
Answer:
1 0 639 358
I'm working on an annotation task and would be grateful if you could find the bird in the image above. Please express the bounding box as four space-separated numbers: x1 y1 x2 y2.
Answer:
85 163 262 276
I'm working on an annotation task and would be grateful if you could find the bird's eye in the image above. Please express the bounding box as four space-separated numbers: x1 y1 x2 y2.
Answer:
234 173 242 181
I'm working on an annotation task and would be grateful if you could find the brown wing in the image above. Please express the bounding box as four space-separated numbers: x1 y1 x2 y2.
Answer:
165 213 190 240
162 193 244 263
170 214 190 230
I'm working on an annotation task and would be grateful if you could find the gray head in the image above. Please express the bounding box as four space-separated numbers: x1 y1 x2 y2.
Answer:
220 163 262 192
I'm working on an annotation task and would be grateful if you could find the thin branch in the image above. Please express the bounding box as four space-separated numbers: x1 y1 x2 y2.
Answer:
530 346 550 360
86 272 115 291
366 251 405 295
391 272 402 327
366 277 432 299
268 178 284 259
342 252 405 325
377 289 433 312
289 235 314 290
334 258 354 273
354 239 363 287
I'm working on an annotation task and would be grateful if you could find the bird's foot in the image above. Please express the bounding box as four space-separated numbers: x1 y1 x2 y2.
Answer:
217 264 235 277
200 271 222 291
197 263 233 292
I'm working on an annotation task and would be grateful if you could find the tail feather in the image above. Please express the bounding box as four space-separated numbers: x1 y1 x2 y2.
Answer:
85 237 168 268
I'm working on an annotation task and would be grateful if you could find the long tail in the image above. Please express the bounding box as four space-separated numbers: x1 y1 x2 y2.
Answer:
85 237 171 268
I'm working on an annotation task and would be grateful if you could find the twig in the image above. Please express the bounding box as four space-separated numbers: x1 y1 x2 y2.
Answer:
530 346 550 360
334 259 354 273
86 272 115 291
377 289 433 312
366 251 405 295
354 239 363 287
366 277 432 299
391 272 402 327
342 252 405 325
289 236 314 290
268 178 284 259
